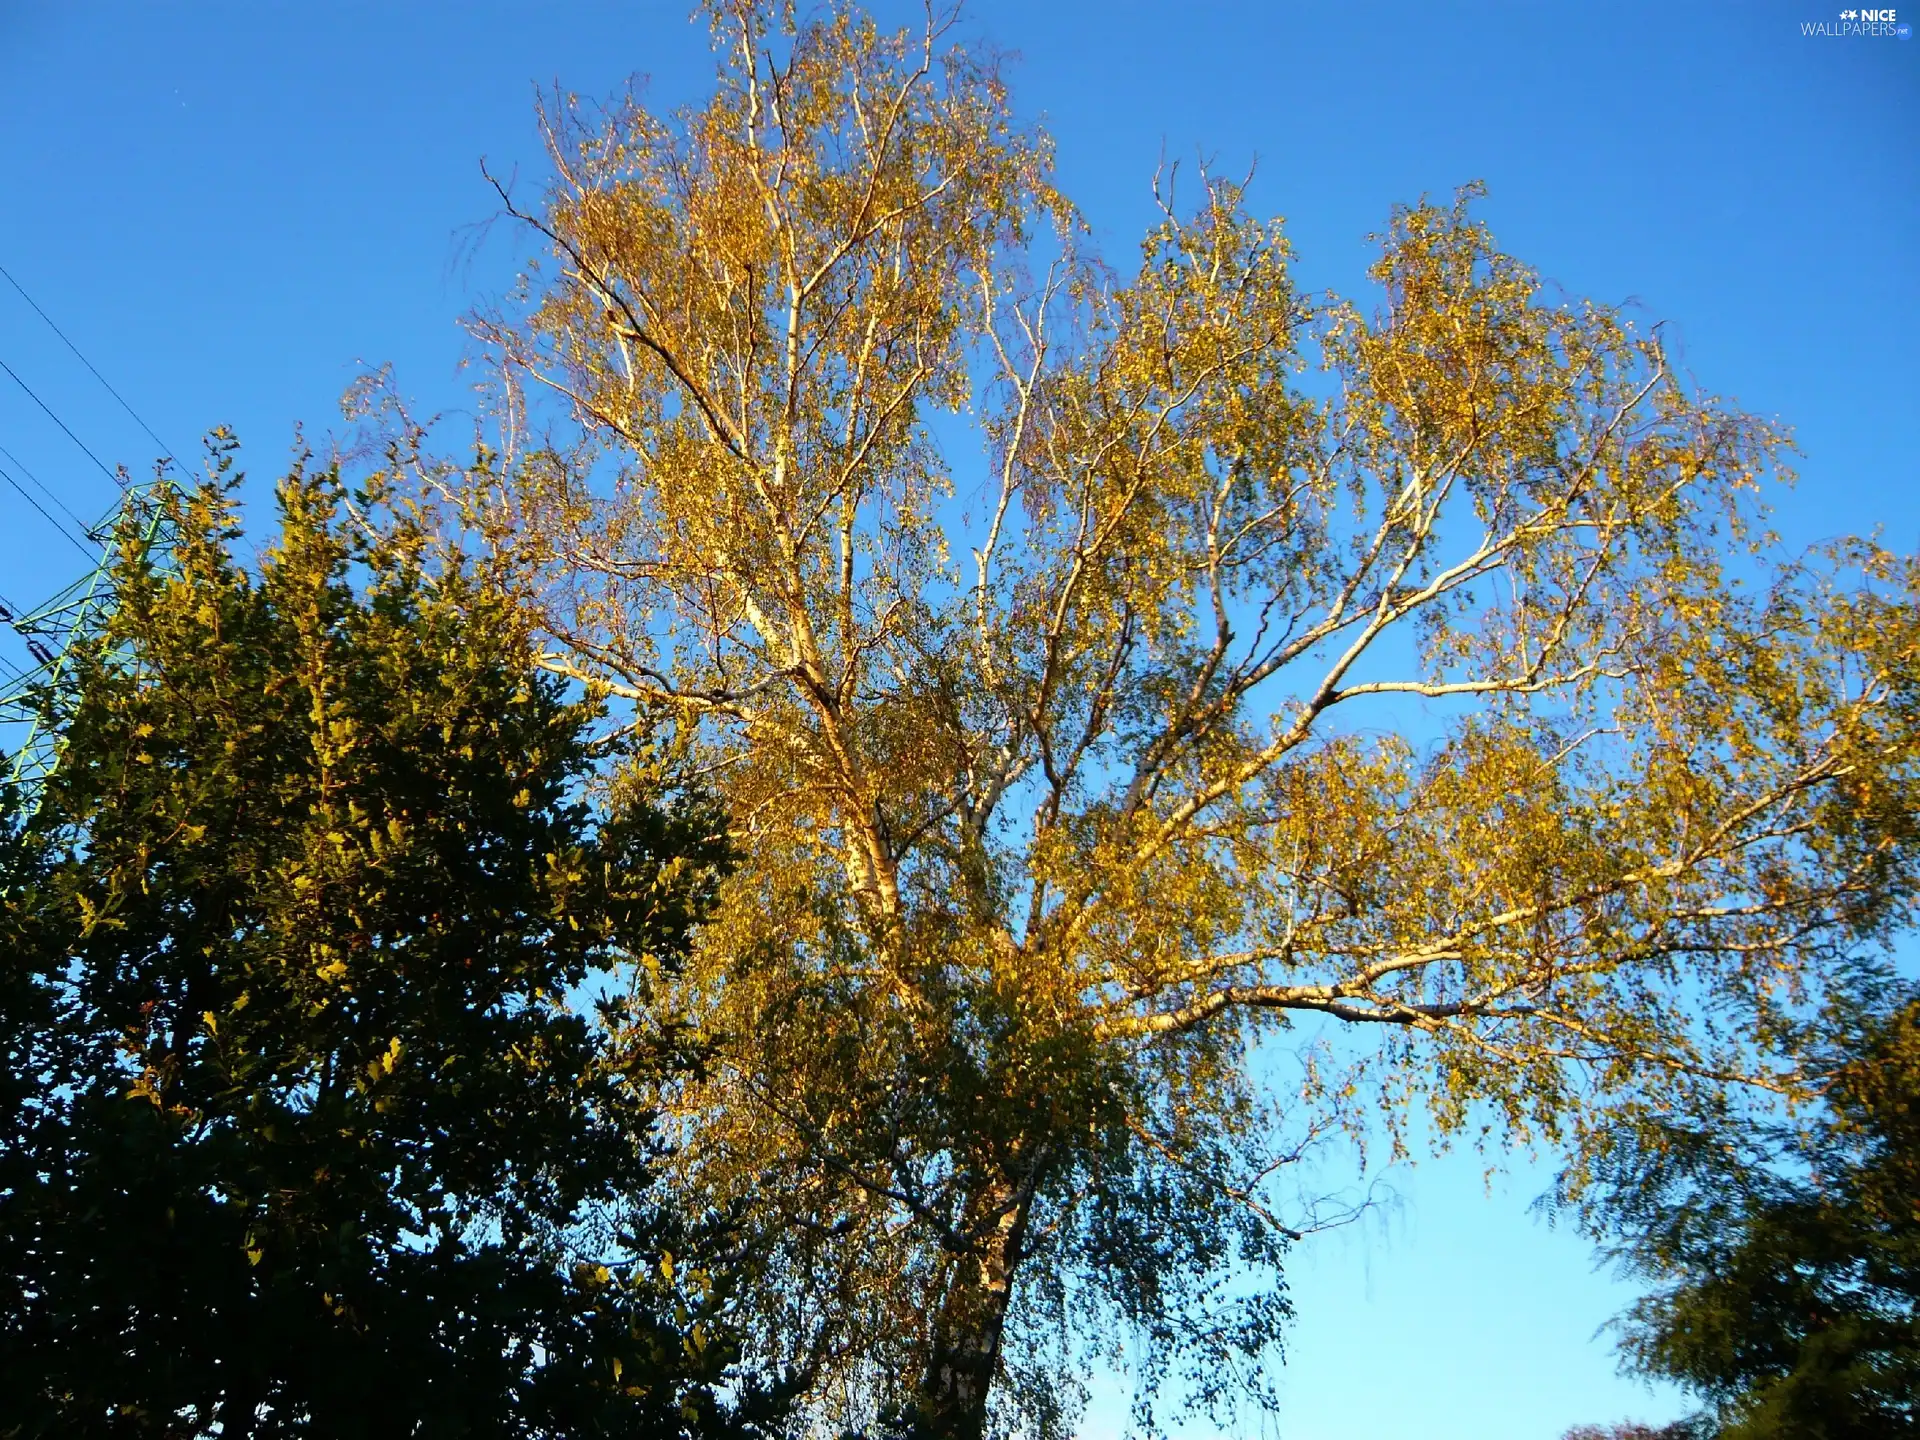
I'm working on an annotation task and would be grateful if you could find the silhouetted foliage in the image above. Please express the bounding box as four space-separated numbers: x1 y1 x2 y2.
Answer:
0 452 779 1438
1571 985 1920 1440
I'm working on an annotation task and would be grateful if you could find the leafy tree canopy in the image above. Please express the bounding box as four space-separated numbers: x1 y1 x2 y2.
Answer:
434 1 1920 1433
0 446 774 1439
1567 984 1920 1440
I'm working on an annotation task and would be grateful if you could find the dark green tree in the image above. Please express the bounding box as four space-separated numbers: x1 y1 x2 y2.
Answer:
1572 986 1920 1440
0 447 775 1438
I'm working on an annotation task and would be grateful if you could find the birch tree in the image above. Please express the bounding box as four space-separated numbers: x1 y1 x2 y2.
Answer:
456 3 1920 1433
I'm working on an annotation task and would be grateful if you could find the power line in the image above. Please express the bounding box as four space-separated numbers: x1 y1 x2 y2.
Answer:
0 458 95 560
0 356 120 486
0 441 96 538
0 590 40 679
0 261 175 460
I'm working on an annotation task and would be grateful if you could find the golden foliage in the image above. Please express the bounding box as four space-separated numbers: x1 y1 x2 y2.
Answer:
451 3 1920 1432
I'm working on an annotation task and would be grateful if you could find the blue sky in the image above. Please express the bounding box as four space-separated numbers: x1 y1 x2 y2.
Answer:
2 2 1914 1436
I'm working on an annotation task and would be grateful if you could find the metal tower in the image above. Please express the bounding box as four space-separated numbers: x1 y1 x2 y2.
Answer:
0 261 181 815
1 470 180 809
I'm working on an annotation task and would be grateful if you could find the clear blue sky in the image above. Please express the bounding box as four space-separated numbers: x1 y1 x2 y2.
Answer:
2 3 1914 1436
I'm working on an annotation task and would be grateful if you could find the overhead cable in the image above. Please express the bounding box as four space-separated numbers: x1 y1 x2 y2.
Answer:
0 261 176 459
0 356 120 485
0 441 95 538
0 458 95 560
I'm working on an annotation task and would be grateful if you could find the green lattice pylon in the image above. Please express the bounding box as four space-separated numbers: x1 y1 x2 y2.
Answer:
1 470 180 811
